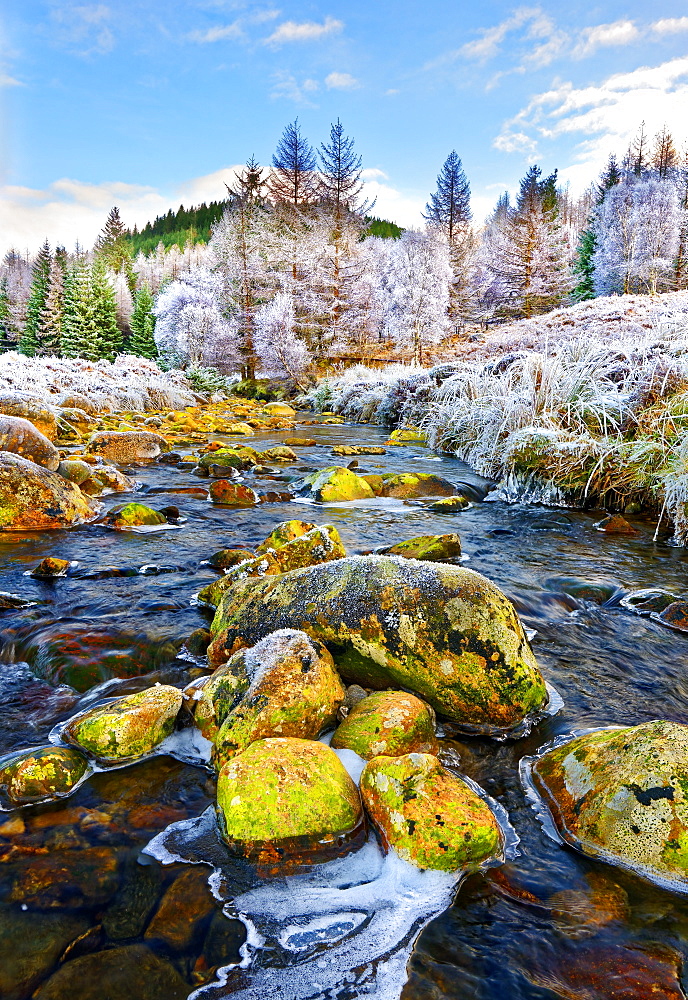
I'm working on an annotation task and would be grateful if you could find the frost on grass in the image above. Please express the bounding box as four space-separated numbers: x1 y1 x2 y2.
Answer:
0 352 197 412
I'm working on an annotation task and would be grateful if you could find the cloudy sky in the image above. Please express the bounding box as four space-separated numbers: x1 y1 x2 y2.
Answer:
2 0 688 254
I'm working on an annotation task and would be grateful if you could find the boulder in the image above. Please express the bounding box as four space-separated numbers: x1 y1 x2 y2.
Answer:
58 392 99 415
197 551 282 609
193 659 251 740
0 905 89 1000
378 473 457 499
262 402 296 417
207 547 255 570
298 466 375 502
260 446 298 463
0 415 60 470
284 437 316 447
360 753 501 871
255 519 316 552
0 452 100 530
595 514 639 535
208 555 547 732
656 601 688 632
86 430 168 463
58 406 96 431
87 465 135 494
106 503 167 528
208 481 259 506
63 684 183 762
198 446 259 471
269 523 346 572
331 690 438 759
216 737 362 860
379 533 461 562
212 630 345 765
331 445 387 456
30 556 71 578
0 393 58 440
57 459 93 484
33 944 188 1000
0 746 90 807
386 427 427 445
530 720 688 890
427 496 472 513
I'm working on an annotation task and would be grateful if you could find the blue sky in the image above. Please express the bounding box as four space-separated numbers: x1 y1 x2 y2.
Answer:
2 0 688 253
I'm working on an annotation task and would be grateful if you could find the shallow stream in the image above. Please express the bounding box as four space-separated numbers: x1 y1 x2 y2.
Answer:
2 416 688 999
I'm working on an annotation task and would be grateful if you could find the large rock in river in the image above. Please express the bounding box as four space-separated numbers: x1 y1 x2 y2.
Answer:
208 555 547 732
0 415 60 470
86 430 168 463
0 745 90 807
529 720 688 890
0 452 100 530
360 752 501 872
0 393 58 441
216 737 363 861
331 690 438 759
298 466 375 502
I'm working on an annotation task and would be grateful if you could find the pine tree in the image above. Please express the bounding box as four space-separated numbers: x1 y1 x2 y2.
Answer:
423 151 472 242
268 119 318 208
60 258 100 360
19 240 52 356
227 156 267 207
95 207 136 292
91 262 122 360
129 284 158 358
318 120 370 216
571 227 597 301
0 278 12 351
37 252 66 354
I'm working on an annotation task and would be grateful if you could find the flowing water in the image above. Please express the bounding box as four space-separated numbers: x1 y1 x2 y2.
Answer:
2 416 688 999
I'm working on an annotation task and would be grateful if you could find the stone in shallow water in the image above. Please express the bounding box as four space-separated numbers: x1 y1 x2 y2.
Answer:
657 601 688 632
360 752 501 871
379 533 461 562
208 480 259 506
0 414 60 469
207 547 254 569
216 737 363 862
85 430 169 463
32 944 189 1000
427 495 471 513
594 513 639 535
255 519 316 552
208 555 547 732
64 684 183 762
30 556 71 578
378 472 458 499
0 452 100 530
530 719 688 890
106 502 167 528
0 393 58 440
298 466 375 502
0 746 90 807
331 690 438 759
57 459 93 484
0 904 89 1000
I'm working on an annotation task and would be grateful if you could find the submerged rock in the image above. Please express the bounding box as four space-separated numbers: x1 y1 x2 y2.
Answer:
106 503 167 528
0 414 60 470
0 905 89 1000
379 533 461 562
0 452 100 530
33 944 189 1000
63 684 183 762
208 481 259 506
298 466 375 502
212 629 345 766
331 690 438 759
208 555 547 732
360 752 501 871
216 737 362 860
529 720 688 890
0 746 90 807
86 430 169 463
378 472 457 499
427 496 472 513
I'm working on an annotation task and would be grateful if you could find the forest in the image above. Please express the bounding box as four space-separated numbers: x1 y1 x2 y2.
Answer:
1 119 687 381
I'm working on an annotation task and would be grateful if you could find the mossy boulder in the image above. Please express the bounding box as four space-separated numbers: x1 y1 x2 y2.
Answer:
379 473 457 499
0 415 60 470
87 465 136 495
216 737 362 860
0 452 100 531
256 519 316 552
379 533 461 562
530 720 688 890
211 630 344 765
262 402 296 417
386 427 427 445
86 430 169 463
362 474 384 496
106 503 167 528
30 556 71 578
260 446 298 463
360 752 501 871
427 496 472 513
0 393 58 440
198 447 259 471
331 445 387 456
58 459 93 484
0 746 90 807
208 555 547 732
193 658 251 740
272 524 346 572
208 481 259 506
298 466 375 502
63 684 183 762
332 691 438 759
197 551 282 608
207 547 255 570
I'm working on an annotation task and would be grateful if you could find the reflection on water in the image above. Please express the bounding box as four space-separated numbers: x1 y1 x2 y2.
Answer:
1 418 688 997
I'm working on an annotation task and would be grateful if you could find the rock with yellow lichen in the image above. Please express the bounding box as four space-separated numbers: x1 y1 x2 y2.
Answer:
297 466 375 502
105 502 167 528
85 430 169 463
216 736 362 861
360 752 501 871
208 555 548 734
211 629 345 766
63 684 183 762
0 746 91 807
331 690 438 759
379 533 461 562
528 720 688 891
0 415 60 469
0 452 101 530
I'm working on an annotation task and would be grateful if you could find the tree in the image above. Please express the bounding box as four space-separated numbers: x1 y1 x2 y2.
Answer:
652 126 678 179
268 119 318 208
61 257 100 360
318 119 371 216
571 226 597 301
423 151 471 242
387 229 452 364
153 267 240 370
227 156 267 207
674 153 688 291
19 240 52 356
95 207 136 292
0 278 12 350
129 284 158 358
91 262 122 360
254 292 311 385
624 122 649 178
37 250 66 355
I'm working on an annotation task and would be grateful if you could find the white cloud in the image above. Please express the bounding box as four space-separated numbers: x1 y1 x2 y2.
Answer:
0 74 22 87
51 4 115 56
459 7 540 62
360 178 424 228
270 71 319 104
325 71 359 90
264 16 343 46
188 22 243 43
572 20 639 59
651 17 688 36
493 56 688 190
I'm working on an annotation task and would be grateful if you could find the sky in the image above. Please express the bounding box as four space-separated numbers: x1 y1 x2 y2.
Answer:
1 0 688 255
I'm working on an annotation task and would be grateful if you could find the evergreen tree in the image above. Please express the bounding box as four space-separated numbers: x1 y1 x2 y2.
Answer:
95 207 136 292
423 151 472 241
227 156 267 207
571 227 597 301
19 240 52 356
129 283 158 358
37 252 66 354
318 120 370 216
60 258 100 360
268 119 318 208
0 278 12 351
91 262 122 360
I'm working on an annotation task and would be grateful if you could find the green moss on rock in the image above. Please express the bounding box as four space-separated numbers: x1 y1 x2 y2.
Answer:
0 452 100 531
378 473 458 499
106 503 167 528
379 533 461 562
64 684 183 761
256 519 316 553
332 690 438 759
208 481 259 506
207 555 547 732
298 466 375 502
0 746 90 807
360 752 501 871
427 496 472 513
198 447 259 471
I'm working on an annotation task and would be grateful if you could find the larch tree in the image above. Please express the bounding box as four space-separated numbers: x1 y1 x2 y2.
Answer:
253 291 311 386
153 267 239 370
424 151 474 327
652 126 678 179
129 284 158 358
268 119 318 209
227 156 267 206
19 240 52 356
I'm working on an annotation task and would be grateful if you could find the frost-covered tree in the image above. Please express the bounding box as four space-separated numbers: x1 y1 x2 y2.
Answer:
424 151 475 328
652 126 678 179
269 119 318 208
0 278 12 350
37 251 66 355
254 292 311 385
386 229 452 364
20 240 52 356
153 267 239 370
129 284 157 358
226 156 267 206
